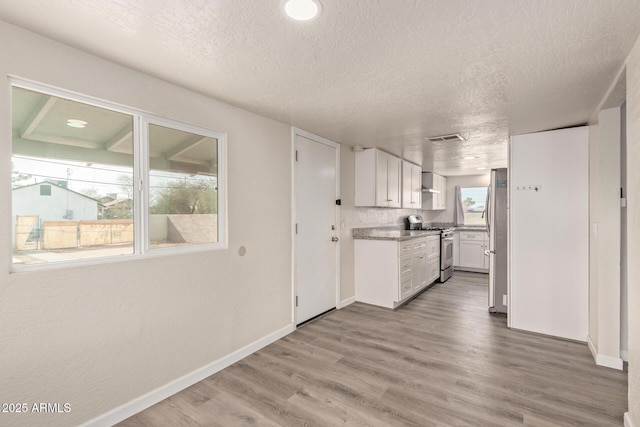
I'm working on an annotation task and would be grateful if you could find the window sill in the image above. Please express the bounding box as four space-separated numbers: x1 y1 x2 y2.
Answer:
10 242 228 274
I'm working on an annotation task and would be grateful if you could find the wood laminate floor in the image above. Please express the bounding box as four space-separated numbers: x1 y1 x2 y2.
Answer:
117 272 628 426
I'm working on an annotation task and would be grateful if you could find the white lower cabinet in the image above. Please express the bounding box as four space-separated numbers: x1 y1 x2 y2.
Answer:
355 235 440 309
456 231 489 272
426 257 440 283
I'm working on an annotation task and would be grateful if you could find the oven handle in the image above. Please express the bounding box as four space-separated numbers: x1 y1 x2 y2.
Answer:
443 237 455 241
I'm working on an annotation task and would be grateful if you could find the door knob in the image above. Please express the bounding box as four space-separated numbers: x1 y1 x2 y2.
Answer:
331 236 339 242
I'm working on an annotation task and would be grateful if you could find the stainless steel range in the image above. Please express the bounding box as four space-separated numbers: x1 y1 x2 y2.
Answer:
436 227 454 282
405 216 454 282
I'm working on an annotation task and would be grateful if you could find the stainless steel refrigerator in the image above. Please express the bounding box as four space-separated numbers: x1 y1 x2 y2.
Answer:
485 168 508 314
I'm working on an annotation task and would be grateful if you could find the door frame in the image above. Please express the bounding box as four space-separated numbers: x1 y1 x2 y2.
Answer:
291 127 341 326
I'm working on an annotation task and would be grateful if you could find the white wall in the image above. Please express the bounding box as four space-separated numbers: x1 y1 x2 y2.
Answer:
588 106 622 369
0 22 292 427
624 32 640 427
620 102 628 360
588 122 601 349
429 174 490 224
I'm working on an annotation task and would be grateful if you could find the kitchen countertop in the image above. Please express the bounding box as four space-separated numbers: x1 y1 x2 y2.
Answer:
353 227 441 241
455 226 487 232
353 224 487 241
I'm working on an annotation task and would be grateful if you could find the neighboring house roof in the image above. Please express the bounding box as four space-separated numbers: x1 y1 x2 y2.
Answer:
103 198 131 208
100 196 115 204
12 181 105 207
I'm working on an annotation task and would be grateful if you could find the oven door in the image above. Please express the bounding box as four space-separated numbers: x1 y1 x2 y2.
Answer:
441 235 454 270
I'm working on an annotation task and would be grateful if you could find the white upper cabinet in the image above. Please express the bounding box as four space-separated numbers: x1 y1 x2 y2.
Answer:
422 172 447 210
356 148 402 208
401 160 422 209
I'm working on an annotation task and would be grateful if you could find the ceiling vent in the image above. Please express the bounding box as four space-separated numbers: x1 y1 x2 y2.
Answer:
426 133 465 143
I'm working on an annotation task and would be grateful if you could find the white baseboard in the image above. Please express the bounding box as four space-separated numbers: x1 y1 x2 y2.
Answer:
340 296 356 308
621 350 629 362
587 336 623 370
625 412 637 427
80 323 295 427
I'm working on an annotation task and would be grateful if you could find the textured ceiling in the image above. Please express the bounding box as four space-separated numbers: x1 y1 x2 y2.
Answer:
1 1 639 175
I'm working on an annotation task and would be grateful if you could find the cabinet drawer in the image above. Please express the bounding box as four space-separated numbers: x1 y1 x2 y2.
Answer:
400 276 414 300
413 240 427 251
399 237 427 255
399 240 414 255
459 232 486 241
400 254 413 279
426 237 439 259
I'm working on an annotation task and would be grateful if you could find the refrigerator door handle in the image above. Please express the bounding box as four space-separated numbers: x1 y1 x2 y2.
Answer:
485 184 491 235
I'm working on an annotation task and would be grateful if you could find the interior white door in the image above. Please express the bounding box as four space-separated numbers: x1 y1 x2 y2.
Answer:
295 133 338 324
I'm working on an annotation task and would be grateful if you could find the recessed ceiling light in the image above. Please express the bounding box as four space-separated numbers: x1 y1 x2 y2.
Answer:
463 156 477 160
476 167 487 170
283 0 321 21
67 119 87 128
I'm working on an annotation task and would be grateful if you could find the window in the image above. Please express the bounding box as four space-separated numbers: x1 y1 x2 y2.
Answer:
11 81 225 269
460 186 488 225
147 122 219 249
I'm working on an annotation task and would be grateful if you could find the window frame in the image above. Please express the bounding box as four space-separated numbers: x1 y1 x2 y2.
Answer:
9 78 227 272
460 186 489 226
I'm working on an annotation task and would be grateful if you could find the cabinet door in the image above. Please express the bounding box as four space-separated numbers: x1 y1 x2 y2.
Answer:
439 175 445 209
387 155 401 208
401 161 413 208
431 176 440 209
412 164 422 208
427 257 440 283
438 175 447 209
435 175 440 208
459 240 486 269
413 252 428 290
402 162 419 209
375 151 389 206
424 173 446 210
426 236 439 259
453 231 460 266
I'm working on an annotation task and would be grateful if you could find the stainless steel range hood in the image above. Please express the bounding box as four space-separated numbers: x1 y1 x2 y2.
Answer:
422 171 441 193
421 186 440 193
